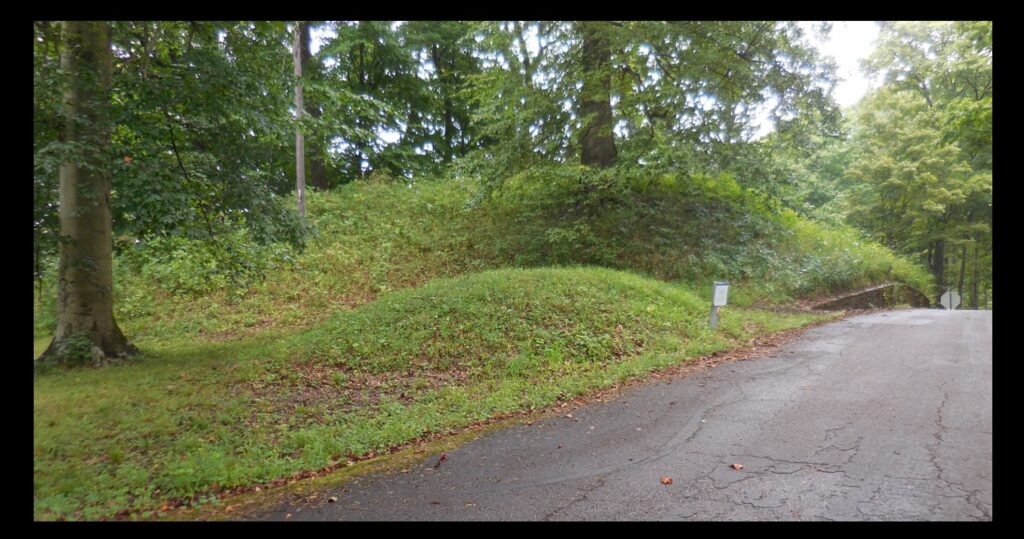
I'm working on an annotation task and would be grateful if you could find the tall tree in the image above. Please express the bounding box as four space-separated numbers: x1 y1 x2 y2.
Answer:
462 21 839 195
402 21 482 166
850 21 992 305
39 21 137 365
294 21 306 215
299 21 329 190
577 21 616 168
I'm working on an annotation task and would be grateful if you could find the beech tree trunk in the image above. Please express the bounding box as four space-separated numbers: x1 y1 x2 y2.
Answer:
299 22 329 191
578 22 617 168
40 21 137 365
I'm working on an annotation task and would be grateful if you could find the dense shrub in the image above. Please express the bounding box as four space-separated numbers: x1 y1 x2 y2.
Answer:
119 231 296 296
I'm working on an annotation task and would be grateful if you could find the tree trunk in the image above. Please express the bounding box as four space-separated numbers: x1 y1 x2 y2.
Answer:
957 244 967 303
300 21 329 191
931 239 945 304
970 241 979 310
578 22 617 168
442 96 455 164
430 44 455 164
294 22 306 215
39 21 137 366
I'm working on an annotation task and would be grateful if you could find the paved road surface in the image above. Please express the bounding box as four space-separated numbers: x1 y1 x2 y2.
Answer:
251 309 992 521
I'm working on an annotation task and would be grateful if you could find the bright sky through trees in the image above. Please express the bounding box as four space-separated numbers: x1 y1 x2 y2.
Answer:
750 21 879 138
808 21 880 107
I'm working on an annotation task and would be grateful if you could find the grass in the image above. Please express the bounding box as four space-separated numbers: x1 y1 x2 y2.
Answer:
35 173 931 346
34 267 834 520
33 172 930 520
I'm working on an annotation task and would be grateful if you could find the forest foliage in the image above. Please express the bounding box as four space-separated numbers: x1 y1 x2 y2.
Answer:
34 21 990 313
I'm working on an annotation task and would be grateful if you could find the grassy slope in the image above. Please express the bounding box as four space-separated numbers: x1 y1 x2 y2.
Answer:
33 174 931 520
35 173 932 347
35 267 833 520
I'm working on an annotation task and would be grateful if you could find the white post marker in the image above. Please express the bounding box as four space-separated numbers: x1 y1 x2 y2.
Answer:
710 281 729 330
940 290 961 310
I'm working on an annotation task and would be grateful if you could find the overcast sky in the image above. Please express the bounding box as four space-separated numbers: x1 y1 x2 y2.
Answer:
805 21 880 107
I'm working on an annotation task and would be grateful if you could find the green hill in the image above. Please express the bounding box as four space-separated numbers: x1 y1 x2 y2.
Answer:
36 172 930 348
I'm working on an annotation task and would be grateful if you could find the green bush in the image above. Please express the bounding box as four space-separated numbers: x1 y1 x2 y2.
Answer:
122 230 295 297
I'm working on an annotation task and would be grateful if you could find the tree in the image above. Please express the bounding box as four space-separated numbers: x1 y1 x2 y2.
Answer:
316 21 424 181
401 21 482 166
461 21 839 196
578 21 616 168
847 21 992 306
294 21 306 215
298 21 329 191
39 21 138 366
34 22 63 288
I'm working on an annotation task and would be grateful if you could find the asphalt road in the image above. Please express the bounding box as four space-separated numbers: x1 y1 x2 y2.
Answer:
251 309 992 521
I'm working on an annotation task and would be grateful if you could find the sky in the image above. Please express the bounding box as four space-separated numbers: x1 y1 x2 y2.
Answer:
805 21 881 108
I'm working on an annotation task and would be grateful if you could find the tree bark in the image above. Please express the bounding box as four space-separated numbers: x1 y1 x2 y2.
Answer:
430 44 455 164
931 238 945 304
299 21 329 191
970 241 979 309
578 22 617 168
294 22 306 215
957 244 967 303
40 21 137 365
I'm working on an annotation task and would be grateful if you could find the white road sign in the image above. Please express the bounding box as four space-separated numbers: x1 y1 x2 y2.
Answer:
713 282 729 307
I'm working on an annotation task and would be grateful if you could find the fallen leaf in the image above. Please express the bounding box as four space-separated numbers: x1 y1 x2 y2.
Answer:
328 496 338 503
661 477 673 485
430 501 440 505
731 463 744 470
285 513 292 519
434 453 448 468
